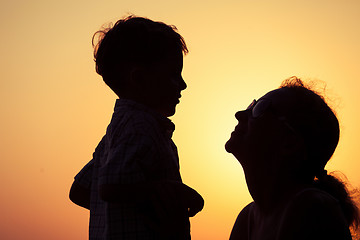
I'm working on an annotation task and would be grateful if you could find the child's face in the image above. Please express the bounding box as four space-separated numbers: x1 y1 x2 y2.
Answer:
142 50 187 117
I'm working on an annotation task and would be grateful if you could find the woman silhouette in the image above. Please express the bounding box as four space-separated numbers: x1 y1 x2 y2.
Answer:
226 77 359 240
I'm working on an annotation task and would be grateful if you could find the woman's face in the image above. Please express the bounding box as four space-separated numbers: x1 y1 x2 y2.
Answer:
225 88 296 169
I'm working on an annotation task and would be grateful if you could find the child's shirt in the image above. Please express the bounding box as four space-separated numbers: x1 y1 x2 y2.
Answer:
74 99 189 240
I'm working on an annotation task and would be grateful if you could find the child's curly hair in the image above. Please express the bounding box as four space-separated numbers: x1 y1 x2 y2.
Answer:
92 15 188 96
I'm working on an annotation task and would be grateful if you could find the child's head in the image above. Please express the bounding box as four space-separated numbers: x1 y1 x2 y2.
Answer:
92 16 188 116
93 16 188 116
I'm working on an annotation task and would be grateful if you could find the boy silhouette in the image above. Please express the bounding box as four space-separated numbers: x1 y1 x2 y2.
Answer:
69 15 204 240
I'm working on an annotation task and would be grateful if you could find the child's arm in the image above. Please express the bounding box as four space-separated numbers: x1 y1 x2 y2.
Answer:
69 160 93 210
69 181 90 210
99 181 151 204
99 180 204 216
172 181 204 217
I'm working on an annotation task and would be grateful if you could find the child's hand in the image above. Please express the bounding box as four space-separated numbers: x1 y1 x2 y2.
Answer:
151 180 204 217
178 183 204 217
142 180 204 238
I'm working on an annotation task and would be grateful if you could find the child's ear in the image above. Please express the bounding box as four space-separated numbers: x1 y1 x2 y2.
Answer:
130 67 145 85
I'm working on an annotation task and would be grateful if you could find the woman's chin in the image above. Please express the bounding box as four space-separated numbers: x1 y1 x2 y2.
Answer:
225 139 235 153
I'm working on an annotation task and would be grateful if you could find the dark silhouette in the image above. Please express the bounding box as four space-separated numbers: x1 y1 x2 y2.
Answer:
69 15 204 240
225 77 359 240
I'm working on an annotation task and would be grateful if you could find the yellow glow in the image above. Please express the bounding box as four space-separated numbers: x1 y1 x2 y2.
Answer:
1 0 360 239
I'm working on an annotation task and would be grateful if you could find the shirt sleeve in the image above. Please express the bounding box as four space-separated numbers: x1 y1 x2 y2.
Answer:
98 131 158 186
73 136 107 189
74 159 93 190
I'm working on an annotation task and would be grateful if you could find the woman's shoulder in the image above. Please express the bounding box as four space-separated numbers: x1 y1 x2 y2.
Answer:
229 202 256 240
291 187 339 206
284 187 344 222
278 187 351 239
230 202 255 240
237 202 256 221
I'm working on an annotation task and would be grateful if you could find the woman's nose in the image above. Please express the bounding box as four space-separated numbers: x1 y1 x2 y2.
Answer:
179 76 187 90
172 76 187 91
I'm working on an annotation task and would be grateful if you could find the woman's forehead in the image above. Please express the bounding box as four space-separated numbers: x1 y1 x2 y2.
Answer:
260 88 296 110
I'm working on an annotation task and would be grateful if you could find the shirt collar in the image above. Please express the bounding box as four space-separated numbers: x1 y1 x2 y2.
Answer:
115 99 175 138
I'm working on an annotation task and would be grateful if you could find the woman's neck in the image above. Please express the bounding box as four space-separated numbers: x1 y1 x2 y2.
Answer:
244 165 305 214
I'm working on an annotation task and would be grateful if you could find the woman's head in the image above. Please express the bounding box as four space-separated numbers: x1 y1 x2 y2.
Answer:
227 77 359 231
276 77 340 181
226 77 340 183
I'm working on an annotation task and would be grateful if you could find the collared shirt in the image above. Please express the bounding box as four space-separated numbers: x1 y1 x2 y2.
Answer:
74 99 189 240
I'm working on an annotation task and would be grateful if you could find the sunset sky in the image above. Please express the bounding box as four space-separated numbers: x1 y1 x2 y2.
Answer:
1 0 360 239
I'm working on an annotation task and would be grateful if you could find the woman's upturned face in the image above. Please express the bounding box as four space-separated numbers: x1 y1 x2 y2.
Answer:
225 88 296 168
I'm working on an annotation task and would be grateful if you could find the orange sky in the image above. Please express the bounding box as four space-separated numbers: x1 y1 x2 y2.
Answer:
1 0 360 239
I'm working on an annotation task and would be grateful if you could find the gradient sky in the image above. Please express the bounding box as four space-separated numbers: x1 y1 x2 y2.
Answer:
1 0 360 239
